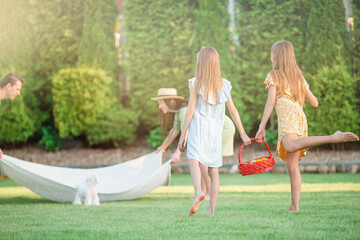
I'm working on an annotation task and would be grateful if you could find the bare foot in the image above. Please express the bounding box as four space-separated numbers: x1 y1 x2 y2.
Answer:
192 194 210 201
207 209 214 216
332 131 359 143
189 194 205 216
288 205 299 212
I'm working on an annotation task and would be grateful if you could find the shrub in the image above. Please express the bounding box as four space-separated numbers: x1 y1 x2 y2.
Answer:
265 129 278 148
86 106 139 146
305 65 359 135
147 127 168 149
52 67 115 138
0 96 37 143
38 126 62 152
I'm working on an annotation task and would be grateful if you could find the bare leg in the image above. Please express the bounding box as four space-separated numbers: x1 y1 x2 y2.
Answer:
285 149 301 212
282 131 359 153
207 167 219 216
199 163 211 200
188 159 205 215
282 131 359 212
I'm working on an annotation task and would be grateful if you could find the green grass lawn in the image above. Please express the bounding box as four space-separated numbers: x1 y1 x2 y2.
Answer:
0 173 359 240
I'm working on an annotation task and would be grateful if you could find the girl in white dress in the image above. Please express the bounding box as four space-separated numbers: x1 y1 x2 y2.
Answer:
179 46 251 216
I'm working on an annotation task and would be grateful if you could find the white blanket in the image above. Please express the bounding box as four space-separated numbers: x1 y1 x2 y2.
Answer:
0 152 171 202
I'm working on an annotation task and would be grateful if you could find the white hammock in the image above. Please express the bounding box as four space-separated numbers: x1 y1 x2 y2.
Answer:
0 152 171 202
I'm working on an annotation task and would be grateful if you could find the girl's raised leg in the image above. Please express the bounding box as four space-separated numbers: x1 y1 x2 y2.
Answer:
207 167 219 215
282 131 358 153
188 159 205 215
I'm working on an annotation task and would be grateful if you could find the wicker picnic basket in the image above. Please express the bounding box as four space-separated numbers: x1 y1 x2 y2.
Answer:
238 138 275 176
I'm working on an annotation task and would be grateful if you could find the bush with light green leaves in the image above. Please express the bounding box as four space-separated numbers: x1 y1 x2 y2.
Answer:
86 106 139 146
305 65 359 136
0 96 37 143
52 67 115 138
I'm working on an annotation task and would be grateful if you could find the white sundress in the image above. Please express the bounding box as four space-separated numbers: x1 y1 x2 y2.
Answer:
187 77 232 167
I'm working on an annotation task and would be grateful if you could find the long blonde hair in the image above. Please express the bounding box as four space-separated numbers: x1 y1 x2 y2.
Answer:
194 46 222 103
270 41 306 107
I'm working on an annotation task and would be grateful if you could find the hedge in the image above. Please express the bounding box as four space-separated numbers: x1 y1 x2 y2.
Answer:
0 0 358 148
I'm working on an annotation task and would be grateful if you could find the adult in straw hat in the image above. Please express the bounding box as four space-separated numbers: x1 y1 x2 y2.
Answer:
151 88 235 200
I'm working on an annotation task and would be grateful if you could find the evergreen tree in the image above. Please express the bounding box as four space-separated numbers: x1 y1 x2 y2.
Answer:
353 0 360 77
0 1 39 142
304 0 351 76
124 0 197 129
304 0 358 136
192 0 235 80
235 0 309 133
77 0 118 77
352 0 360 108
31 0 83 124
0 1 34 75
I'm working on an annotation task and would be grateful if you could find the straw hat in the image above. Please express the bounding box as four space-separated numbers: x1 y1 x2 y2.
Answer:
150 88 184 101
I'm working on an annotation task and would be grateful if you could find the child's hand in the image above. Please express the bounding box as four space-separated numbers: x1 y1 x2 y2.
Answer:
240 133 251 145
255 127 266 143
156 145 165 153
170 152 181 164
178 135 186 152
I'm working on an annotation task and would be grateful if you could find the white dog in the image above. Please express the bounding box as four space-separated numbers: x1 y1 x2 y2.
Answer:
72 174 100 206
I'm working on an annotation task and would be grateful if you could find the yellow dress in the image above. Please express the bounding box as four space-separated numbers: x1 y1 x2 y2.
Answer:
264 73 309 161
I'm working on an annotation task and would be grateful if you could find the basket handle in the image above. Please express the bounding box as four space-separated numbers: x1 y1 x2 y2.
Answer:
238 138 272 164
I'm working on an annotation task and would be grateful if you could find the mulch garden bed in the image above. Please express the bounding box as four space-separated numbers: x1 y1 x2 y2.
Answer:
1 138 359 174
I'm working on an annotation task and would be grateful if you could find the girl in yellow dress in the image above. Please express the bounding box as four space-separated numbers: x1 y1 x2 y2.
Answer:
255 41 359 212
